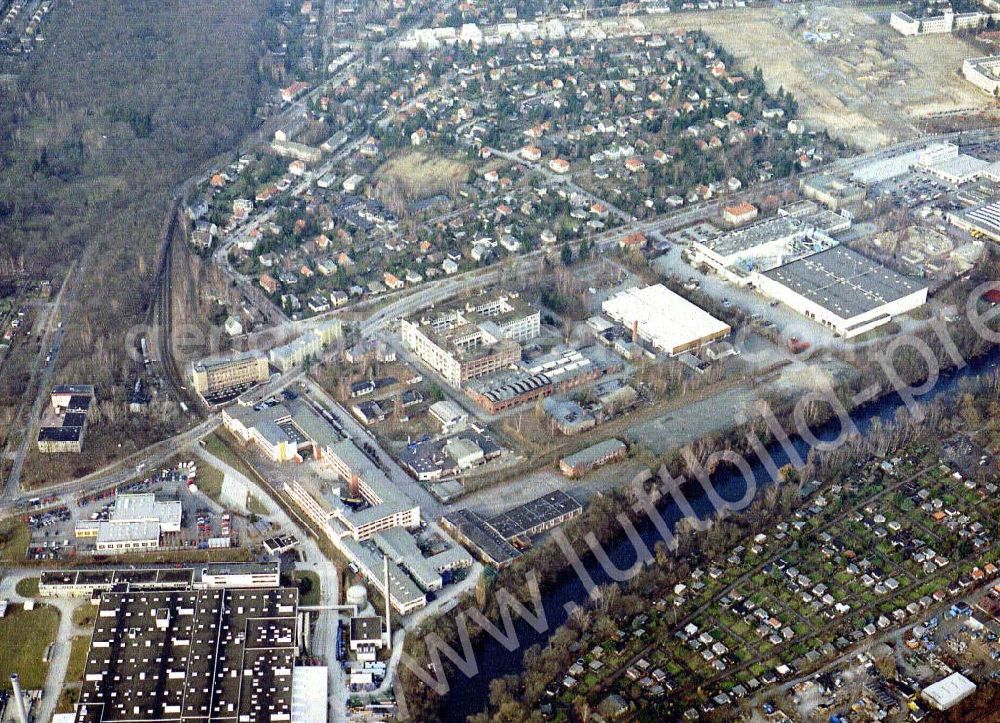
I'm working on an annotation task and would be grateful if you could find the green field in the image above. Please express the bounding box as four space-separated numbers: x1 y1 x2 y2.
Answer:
194 456 226 502
0 604 61 689
0 519 29 562
56 635 92 713
15 576 39 598
202 433 262 486
72 604 98 629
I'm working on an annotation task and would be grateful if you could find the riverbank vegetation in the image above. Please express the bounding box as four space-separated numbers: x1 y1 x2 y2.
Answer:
398 253 1000 720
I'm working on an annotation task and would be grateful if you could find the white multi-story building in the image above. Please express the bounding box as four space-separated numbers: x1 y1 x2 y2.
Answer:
401 292 539 386
963 56 1000 95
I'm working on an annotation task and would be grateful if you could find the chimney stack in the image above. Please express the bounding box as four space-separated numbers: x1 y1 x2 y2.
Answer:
382 555 392 648
631 320 639 344
11 674 29 723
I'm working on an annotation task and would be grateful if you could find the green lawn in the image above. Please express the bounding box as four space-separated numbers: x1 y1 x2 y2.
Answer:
15 576 39 598
248 494 269 516
65 634 91 683
56 635 92 713
194 457 225 502
200 433 272 516
0 604 60 689
0 519 29 562
202 432 259 483
72 603 98 629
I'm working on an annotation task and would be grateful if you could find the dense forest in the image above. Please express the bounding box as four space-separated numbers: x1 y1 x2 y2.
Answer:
0 0 267 476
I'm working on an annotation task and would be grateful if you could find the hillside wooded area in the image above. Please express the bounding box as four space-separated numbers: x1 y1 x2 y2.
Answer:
0 0 267 480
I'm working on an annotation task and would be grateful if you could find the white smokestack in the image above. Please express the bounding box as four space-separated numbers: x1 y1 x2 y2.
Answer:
11 674 29 723
382 555 391 648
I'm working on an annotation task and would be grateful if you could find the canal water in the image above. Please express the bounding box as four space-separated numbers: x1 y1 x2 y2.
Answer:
442 345 1000 721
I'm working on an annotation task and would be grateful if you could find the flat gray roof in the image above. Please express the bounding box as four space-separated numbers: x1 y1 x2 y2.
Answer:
488 490 583 540
561 438 627 469
762 246 926 320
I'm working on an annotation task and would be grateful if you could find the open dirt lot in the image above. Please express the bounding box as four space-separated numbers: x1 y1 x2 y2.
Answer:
375 150 470 201
646 3 995 150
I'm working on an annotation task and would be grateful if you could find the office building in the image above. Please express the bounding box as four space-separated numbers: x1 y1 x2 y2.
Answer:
400 291 539 386
74 493 182 554
269 320 343 372
223 397 343 463
800 174 867 210
190 351 270 399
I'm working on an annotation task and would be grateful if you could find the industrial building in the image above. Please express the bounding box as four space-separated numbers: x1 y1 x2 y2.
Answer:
921 672 977 711
544 398 596 436
223 397 343 463
284 438 421 543
372 527 473 593
73 493 182 554
466 347 621 414
400 291 539 386
190 351 270 400
282 441 427 614
915 142 989 185
38 385 95 453
39 567 196 597
601 285 731 356
39 563 282 597
948 199 1000 242
488 490 583 540
349 617 386 660
37 424 87 454
198 562 281 589
800 174 867 211
51 384 96 411
74 587 298 723
560 439 628 478
441 509 522 568
397 429 502 481
443 491 583 567
687 208 849 283
428 399 468 433
754 246 928 338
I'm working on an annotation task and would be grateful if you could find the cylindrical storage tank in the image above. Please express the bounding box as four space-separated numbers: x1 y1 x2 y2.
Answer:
346 584 368 610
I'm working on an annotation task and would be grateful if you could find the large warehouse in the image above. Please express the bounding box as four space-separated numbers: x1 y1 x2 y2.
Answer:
753 246 928 338
601 284 731 356
688 207 848 283
74 587 299 723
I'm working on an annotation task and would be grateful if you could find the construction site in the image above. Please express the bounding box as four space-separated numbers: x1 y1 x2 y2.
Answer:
647 3 998 149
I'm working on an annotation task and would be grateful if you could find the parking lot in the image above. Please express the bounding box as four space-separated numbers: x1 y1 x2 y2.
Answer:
22 462 245 560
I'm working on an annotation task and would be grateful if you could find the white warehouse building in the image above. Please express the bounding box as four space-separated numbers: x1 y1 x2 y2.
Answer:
752 246 928 338
601 284 731 356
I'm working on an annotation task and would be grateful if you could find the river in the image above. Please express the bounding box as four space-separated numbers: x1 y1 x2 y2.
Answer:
441 344 1000 721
